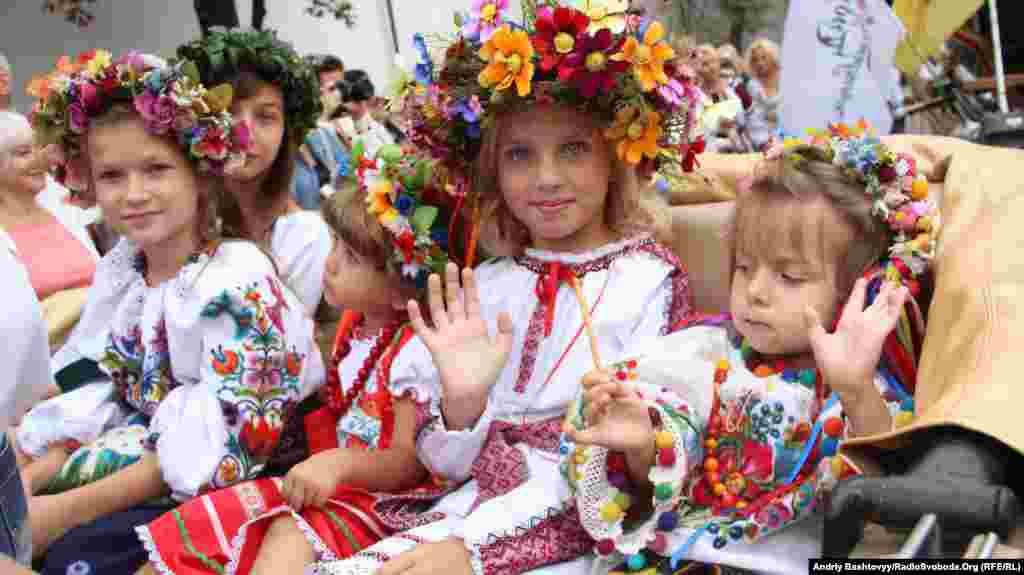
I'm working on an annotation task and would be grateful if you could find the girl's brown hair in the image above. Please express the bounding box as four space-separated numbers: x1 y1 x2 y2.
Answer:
320 180 421 304
470 103 669 257
86 105 228 244
730 145 890 298
219 69 299 237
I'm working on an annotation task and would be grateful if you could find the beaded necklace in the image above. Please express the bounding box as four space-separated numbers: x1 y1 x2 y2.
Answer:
321 314 408 417
603 332 847 574
696 332 826 514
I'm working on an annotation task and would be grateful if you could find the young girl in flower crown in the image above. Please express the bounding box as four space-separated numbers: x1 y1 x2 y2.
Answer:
306 2 704 574
176 28 332 317
563 125 935 575
11 50 323 557
133 144 450 575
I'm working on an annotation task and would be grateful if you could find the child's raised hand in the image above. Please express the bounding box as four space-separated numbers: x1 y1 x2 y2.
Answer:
805 278 909 396
408 263 513 409
565 370 653 454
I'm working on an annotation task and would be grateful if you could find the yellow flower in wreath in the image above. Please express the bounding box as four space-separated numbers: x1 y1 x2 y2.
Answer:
365 178 395 216
478 25 535 97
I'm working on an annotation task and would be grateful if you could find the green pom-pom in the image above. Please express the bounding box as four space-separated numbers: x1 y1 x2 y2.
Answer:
654 483 674 501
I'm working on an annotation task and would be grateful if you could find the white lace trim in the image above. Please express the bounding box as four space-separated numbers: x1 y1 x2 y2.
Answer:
100 238 217 301
135 525 176 575
468 542 486 575
522 234 652 264
305 536 422 575
576 401 690 557
223 505 336 575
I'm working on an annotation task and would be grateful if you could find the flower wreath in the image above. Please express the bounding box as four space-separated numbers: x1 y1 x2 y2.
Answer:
393 0 704 204
28 49 250 204
766 121 940 282
350 141 460 290
175 28 321 143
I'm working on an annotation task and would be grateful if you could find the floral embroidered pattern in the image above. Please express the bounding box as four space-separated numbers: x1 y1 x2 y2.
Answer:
100 318 178 417
202 276 307 490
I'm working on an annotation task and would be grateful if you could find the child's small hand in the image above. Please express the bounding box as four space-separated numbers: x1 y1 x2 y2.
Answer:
378 537 473 575
806 278 909 397
409 263 513 410
565 373 653 454
281 450 347 510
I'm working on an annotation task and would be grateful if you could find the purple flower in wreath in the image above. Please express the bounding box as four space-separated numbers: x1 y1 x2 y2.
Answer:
462 0 509 42
135 92 176 135
413 33 434 86
451 96 482 139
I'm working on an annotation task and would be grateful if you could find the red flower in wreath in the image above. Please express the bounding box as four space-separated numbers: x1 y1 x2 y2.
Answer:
558 29 629 98
395 231 416 263
681 136 705 172
532 6 590 72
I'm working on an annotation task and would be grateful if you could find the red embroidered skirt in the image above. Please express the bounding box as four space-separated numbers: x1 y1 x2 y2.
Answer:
138 478 387 574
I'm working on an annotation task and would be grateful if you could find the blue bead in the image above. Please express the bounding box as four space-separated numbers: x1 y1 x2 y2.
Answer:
626 553 647 571
657 511 679 531
781 368 798 382
821 437 839 457
900 398 915 412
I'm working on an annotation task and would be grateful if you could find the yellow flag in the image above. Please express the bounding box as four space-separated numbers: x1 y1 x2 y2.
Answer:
893 0 985 75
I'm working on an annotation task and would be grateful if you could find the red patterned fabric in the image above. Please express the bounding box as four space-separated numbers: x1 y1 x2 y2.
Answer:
474 503 594 575
513 300 549 393
469 418 563 510
140 480 384 574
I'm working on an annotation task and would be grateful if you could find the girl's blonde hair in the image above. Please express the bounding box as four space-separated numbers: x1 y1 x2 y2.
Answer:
730 145 890 298
746 38 781 75
717 44 746 75
471 103 669 257
320 180 421 303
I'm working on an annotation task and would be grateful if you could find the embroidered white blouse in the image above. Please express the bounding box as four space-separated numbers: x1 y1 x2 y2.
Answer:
415 235 692 573
17 239 324 500
333 332 437 449
270 211 332 316
570 322 908 575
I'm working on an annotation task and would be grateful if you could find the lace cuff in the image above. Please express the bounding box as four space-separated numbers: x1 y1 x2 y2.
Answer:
572 394 698 559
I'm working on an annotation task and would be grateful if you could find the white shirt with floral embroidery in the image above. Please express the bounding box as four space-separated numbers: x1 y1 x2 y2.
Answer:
17 239 324 500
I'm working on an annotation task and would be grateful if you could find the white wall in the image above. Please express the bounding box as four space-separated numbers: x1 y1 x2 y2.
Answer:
1 0 200 115
0 1 528 116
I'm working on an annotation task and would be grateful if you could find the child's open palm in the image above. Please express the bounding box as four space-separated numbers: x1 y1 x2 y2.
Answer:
805 278 909 394
408 263 513 406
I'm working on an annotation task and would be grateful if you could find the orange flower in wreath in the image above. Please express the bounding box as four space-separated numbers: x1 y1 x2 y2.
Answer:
605 105 662 164
612 21 674 92
478 25 535 97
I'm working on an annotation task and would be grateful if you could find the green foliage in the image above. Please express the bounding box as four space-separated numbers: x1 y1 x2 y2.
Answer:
176 28 322 142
